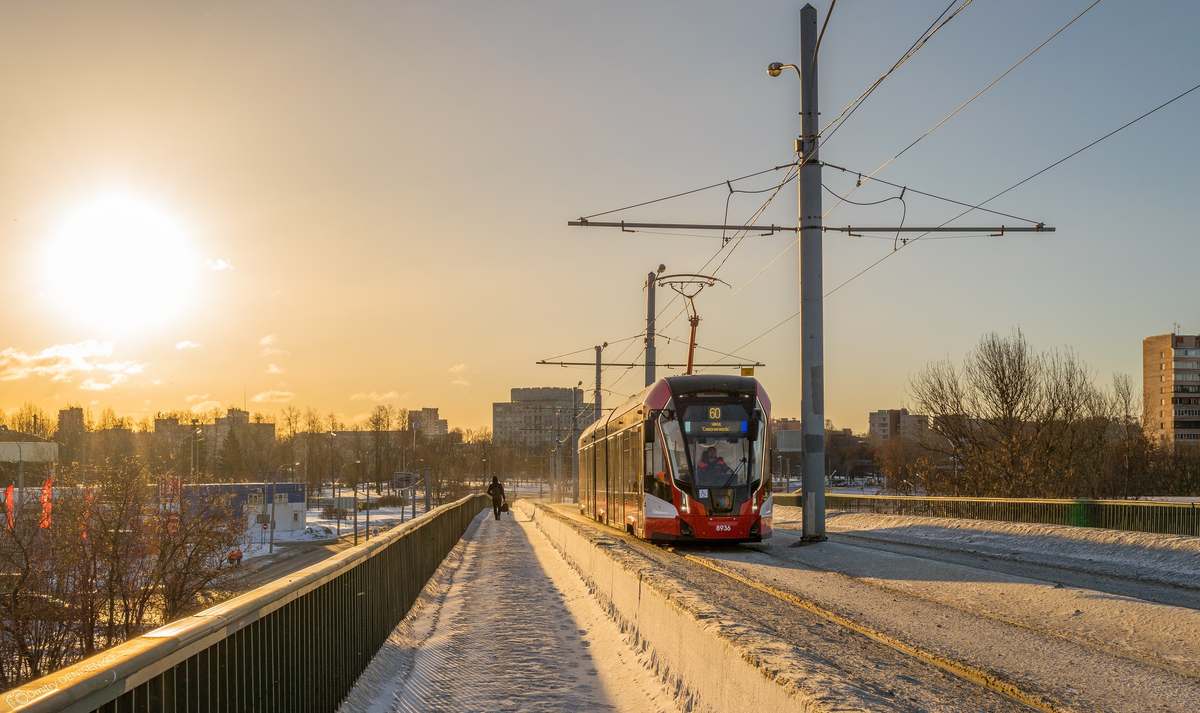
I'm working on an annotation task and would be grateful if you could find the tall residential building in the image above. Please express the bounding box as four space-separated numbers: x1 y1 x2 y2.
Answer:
1143 333 1200 443
868 408 928 441
493 387 597 451
409 408 449 437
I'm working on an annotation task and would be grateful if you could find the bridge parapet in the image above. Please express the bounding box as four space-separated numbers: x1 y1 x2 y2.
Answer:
775 493 1200 536
2 493 489 713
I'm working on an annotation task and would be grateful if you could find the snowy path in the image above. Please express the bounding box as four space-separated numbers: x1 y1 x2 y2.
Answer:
338 506 681 713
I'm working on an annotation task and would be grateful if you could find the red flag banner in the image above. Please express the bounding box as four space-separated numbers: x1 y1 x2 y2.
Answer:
4 485 12 529
40 477 52 529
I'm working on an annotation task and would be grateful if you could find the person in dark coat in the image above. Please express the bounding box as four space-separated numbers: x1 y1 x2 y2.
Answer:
486 476 506 520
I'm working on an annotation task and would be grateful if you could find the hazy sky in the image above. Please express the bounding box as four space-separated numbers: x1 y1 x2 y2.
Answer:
0 1 1197 432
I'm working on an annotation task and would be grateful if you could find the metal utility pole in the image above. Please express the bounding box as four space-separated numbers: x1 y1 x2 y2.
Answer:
798 3 826 541
645 265 665 387
594 343 606 418
571 382 581 503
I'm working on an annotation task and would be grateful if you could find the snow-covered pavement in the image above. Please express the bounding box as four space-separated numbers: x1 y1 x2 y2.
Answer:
701 507 1200 711
338 505 681 713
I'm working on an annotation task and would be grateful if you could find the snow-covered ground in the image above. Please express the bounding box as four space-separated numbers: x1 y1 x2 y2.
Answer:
338 506 681 713
240 498 435 562
724 506 1200 711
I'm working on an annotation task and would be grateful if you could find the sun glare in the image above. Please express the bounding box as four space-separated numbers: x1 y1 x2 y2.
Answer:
43 191 197 332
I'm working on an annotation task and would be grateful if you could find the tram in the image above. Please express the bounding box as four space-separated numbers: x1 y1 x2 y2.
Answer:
578 374 773 542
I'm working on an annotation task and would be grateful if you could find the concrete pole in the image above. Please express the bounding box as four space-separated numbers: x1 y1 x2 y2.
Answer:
595 345 604 419
571 389 580 504
799 3 827 541
424 464 431 511
645 272 657 387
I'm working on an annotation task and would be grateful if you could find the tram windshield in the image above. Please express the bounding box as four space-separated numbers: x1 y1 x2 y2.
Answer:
661 403 763 489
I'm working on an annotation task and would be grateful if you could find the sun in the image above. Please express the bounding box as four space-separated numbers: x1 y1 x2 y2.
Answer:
43 191 198 333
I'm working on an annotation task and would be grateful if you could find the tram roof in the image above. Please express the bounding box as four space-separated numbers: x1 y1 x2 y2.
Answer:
579 374 761 443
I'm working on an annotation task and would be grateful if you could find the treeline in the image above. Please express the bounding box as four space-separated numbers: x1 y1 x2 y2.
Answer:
0 458 243 690
877 330 1200 499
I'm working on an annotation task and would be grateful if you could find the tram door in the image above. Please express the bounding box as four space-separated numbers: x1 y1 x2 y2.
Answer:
595 435 608 522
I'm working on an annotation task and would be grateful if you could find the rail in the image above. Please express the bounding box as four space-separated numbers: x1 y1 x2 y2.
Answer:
2 493 490 713
772 493 1200 537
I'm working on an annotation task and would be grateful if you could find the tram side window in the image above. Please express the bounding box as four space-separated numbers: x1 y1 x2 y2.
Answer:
660 418 691 484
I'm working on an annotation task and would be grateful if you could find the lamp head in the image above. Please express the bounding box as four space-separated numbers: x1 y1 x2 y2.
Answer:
767 62 784 78
657 263 666 274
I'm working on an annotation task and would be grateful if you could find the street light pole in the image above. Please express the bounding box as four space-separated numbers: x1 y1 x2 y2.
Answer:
769 4 826 541
797 4 826 542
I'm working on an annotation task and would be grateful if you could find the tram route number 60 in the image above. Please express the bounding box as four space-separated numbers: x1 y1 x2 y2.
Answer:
708 407 721 419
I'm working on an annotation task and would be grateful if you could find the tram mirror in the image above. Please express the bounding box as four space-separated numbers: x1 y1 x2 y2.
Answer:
747 410 762 442
644 421 656 444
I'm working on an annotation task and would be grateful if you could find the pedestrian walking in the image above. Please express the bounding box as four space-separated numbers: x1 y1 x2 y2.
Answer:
486 476 506 520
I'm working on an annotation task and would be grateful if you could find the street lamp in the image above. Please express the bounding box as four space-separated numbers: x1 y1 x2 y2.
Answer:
766 62 801 79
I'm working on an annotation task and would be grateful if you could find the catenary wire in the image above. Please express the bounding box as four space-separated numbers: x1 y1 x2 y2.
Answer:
823 163 1041 223
821 0 1104 216
819 0 974 146
824 78 1200 299
580 163 796 220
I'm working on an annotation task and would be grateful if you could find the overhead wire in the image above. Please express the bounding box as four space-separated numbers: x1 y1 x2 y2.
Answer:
824 78 1200 299
818 0 973 146
821 0 1104 216
580 163 796 221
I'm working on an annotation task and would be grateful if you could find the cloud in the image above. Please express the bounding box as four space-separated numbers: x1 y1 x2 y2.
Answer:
259 335 275 345
260 348 288 357
189 400 221 413
0 340 146 389
450 377 470 387
251 389 294 403
350 390 399 401
448 363 467 374
175 340 201 350
184 393 210 403
266 363 283 374
205 259 233 271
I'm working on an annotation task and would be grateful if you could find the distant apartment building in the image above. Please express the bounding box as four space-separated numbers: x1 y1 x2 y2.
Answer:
1144 333 1200 443
868 408 928 441
493 387 597 451
771 417 804 452
408 407 449 437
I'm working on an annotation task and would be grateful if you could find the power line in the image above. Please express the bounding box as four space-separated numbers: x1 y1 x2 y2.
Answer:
824 78 1200 298
819 0 974 146
823 163 1042 223
822 0 1104 216
580 163 796 221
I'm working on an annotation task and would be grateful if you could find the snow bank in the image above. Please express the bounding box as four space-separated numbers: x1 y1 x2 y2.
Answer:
525 502 824 713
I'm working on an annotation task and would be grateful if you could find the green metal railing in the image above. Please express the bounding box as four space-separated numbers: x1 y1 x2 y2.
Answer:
2 493 489 713
772 493 1200 536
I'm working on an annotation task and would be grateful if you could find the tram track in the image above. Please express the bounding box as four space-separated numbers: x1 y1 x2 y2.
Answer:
679 552 1058 713
772 528 1200 681
543 504 1037 712
547 504 1200 712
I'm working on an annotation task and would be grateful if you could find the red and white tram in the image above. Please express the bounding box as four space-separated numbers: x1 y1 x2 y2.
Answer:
578 374 773 542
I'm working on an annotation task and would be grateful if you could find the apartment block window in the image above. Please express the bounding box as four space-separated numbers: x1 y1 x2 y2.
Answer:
1176 348 1200 357
1178 373 1200 382
1175 361 1200 369
1161 375 1166 381
1161 364 1166 370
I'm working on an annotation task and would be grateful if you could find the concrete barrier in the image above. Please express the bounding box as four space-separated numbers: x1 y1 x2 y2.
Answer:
524 502 824 713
